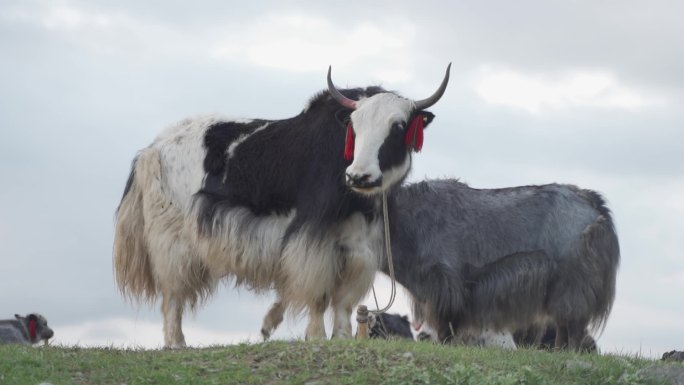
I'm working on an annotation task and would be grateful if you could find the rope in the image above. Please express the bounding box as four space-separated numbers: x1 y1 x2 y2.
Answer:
369 190 397 315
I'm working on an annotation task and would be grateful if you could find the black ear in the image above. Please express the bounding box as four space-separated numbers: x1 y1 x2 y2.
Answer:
401 315 409 321
15 314 22 320
420 111 436 128
28 314 38 321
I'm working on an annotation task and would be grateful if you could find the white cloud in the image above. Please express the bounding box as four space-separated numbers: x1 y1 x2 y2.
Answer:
210 13 415 80
474 66 662 113
3 3 417 80
39 4 112 30
1 2 196 57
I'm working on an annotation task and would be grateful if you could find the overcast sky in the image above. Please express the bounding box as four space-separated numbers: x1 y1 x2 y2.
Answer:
1 0 682 357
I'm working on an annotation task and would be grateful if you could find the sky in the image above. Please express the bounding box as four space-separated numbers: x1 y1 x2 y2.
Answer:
1 0 682 358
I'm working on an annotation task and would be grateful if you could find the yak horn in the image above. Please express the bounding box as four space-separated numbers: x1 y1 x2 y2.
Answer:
413 63 451 111
327 66 357 110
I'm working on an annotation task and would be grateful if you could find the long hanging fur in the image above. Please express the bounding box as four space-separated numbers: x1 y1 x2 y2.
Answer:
114 155 157 303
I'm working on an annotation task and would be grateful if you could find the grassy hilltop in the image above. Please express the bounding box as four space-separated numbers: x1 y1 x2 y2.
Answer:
0 339 679 385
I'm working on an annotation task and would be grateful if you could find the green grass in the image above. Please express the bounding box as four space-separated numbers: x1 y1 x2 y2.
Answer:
0 339 678 385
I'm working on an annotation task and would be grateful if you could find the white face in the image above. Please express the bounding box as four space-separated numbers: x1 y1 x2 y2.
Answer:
346 93 414 195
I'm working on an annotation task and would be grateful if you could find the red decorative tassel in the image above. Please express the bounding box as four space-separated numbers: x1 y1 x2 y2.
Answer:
29 319 37 341
344 122 355 161
406 115 425 152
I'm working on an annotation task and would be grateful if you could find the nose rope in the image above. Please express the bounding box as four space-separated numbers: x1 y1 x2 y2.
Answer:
370 190 397 315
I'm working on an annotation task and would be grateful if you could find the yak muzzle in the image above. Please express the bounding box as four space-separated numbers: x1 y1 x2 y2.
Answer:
346 172 382 191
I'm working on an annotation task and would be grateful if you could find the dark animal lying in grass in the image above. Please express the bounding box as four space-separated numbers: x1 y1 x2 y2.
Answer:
383 179 620 351
0 314 54 345
661 351 684 362
369 313 414 340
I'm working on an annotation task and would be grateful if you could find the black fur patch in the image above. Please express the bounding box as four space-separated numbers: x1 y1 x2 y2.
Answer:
117 156 138 214
370 313 414 340
203 120 269 175
195 88 393 238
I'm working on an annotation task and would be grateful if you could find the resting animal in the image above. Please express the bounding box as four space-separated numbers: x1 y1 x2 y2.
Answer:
0 314 53 345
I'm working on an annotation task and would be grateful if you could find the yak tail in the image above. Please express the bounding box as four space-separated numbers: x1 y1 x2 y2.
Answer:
584 213 621 335
113 149 159 303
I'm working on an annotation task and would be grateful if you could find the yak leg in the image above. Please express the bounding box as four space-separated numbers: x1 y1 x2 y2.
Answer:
261 300 286 340
331 298 353 339
330 282 357 338
330 213 382 339
567 320 589 352
305 296 328 340
161 293 186 349
554 323 569 350
330 263 377 338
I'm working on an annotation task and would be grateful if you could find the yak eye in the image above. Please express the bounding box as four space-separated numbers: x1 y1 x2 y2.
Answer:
392 122 405 131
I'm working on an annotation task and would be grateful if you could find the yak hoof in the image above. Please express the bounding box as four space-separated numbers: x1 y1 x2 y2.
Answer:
261 328 271 341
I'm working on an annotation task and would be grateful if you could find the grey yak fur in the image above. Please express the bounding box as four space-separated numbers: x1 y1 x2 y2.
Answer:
0 314 54 344
369 313 414 340
383 179 620 351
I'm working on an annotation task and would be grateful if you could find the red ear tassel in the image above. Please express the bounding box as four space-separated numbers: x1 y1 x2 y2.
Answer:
406 115 425 152
29 319 37 341
344 122 355 161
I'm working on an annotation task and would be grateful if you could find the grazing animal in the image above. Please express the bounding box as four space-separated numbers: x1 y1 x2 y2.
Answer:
0 314 54 345
383 179 619 351
114 65 451 348
369 313 414 340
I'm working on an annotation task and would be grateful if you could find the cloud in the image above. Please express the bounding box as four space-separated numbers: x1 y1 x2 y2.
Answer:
474 66 663 113
2 2 416 81
209 12 416 81
1 2 197 57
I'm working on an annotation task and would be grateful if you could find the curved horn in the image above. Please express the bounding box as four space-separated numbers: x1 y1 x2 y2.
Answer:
413 63 451 111
327 66 357 110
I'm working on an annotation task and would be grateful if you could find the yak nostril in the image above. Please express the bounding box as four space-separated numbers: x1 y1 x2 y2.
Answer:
345 173 353 184
346 173 371 185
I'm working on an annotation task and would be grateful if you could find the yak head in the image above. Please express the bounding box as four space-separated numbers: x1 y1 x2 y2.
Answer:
328 64 450 195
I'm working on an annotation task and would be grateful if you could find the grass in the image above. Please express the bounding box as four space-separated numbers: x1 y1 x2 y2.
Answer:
0 339 679 385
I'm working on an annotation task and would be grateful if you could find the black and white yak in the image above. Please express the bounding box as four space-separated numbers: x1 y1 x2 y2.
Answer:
386 179 619 351
113 65 451 348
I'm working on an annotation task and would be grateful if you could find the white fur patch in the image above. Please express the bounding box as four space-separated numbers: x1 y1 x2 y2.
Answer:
227 122 271 159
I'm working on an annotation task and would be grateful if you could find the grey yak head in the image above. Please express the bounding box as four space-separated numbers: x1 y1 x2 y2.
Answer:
16 313 54 344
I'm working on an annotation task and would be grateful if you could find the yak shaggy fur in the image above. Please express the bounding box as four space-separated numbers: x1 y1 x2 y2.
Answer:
385 179 620 351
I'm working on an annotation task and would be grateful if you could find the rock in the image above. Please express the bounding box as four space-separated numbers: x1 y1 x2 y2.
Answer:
564 360 595 371
635 365 684 385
